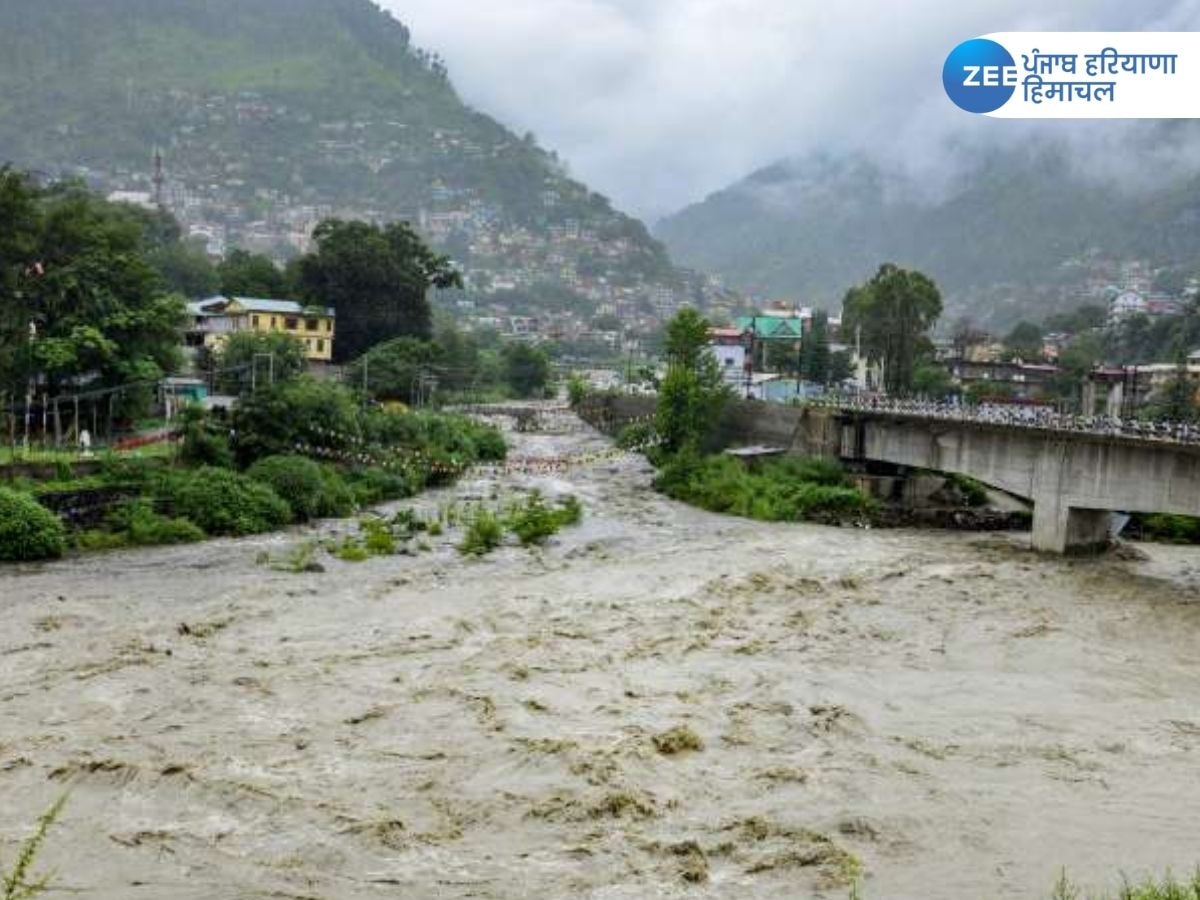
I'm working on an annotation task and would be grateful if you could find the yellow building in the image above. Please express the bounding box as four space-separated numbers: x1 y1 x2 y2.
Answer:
186 296 336 362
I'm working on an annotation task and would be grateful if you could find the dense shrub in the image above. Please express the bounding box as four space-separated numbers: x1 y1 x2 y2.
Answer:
344 467 418 506
469 422 508 462
316 465 357 518
567 373 588 408
654 453 872 524
944 473 989 508
1133 513 1200 544
177 406 233 468
616 422 657 451
0 489 66 562
365 409 506 465
110 500 205 546
504 492 585 546
232 377 363 467
248 455 330 522
159 467 291 536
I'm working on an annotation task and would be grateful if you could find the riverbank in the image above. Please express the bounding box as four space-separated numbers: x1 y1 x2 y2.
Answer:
3 405 1200 898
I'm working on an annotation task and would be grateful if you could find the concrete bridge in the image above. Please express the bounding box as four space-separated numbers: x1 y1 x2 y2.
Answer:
839 410 1200 553
578 394 1200 554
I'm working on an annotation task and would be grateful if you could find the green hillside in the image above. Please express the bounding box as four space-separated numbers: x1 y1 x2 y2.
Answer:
0 0 675 293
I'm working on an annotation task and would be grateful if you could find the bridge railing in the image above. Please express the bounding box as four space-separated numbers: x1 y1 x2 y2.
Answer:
798 394 1200 447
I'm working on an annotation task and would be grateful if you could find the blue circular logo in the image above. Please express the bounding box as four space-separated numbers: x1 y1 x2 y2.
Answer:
943 38 1016 114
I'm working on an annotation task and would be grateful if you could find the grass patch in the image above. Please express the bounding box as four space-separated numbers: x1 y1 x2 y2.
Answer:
2 795 66 900
1051 869 1200 900
652 725 704 755
459 507 504 557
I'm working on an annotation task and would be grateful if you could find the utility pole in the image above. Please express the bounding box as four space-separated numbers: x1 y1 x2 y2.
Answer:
361 354 370 411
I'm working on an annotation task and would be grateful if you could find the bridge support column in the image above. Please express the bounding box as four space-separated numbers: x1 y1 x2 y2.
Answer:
1031 503 1112 555
1030 440 1112 555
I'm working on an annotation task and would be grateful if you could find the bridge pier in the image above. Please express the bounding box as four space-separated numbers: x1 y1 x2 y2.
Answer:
1029 440 1114 555
1031 503 1112 555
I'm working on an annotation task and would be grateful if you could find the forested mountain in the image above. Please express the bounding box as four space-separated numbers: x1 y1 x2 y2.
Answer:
0 0 677 305
657 141 1200 328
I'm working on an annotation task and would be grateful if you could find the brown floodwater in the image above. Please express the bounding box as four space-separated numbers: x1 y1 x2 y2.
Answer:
3 405 1200 899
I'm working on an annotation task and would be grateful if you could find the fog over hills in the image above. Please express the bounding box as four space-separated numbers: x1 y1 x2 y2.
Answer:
656 126 1200 327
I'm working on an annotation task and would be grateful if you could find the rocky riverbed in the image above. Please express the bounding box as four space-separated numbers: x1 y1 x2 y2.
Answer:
3 405 1200 899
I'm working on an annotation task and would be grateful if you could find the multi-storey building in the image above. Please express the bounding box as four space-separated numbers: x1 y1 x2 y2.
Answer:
186 296 336 362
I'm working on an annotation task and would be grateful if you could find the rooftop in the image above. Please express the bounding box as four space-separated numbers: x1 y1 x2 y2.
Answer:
190 295 336 318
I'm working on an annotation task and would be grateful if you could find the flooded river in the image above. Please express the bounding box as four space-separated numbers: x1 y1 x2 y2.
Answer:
3 406 1200 899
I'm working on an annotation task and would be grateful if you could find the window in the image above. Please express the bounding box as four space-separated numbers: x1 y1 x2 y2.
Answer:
271 316 278 328
317 340 325 352
252 315 260 327
326 320 333 332
306 319 318 331
285 317 299 330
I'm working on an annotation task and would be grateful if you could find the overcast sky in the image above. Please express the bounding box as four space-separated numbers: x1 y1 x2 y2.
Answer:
382 0 1200 219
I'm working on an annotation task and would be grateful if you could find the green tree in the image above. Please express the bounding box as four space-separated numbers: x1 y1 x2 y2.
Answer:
1003 320 1044 361
349 336 436 403
502 343 551 398
294 219 461 363
842 263 943 395
912 362 955 399
1051 331 1105 408
1148 349 1197 422
1044 304 1107 334
800 310 832 384
432 321 483 393
216 331 307 394
218 249 287 298
10 181 185 413
829 350 855 385
0 168 42 399
656 308 728 453
231 376 362 467
150 239 219 298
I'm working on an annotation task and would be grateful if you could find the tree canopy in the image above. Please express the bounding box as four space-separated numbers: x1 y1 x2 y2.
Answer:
656 308 728 452
842 263 942 395
293 219 462 363
502 343 551 398
219 249 287 299
0 169 185 406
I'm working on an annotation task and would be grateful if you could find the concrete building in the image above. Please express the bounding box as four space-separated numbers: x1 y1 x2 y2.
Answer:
708 327 748 389
186 296 336 362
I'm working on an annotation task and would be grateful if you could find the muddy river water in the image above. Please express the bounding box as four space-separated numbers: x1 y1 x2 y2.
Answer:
3 406 1200 899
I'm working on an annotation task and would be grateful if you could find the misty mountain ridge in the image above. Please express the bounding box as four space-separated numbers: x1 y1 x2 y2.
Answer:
657 135 1200 329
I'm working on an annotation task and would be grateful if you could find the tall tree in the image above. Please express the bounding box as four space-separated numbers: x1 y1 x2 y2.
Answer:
0 174 185 412
0 168 42 398
842 263 943 395
656 308 728 452
800 310 831 384
502 343 551 398
1004 321 1044 361
1152 349 1197 422
294 220 461 363
218 249 287 298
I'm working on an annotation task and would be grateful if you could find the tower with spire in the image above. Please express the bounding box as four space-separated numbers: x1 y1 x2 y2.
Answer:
152 147 166 211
